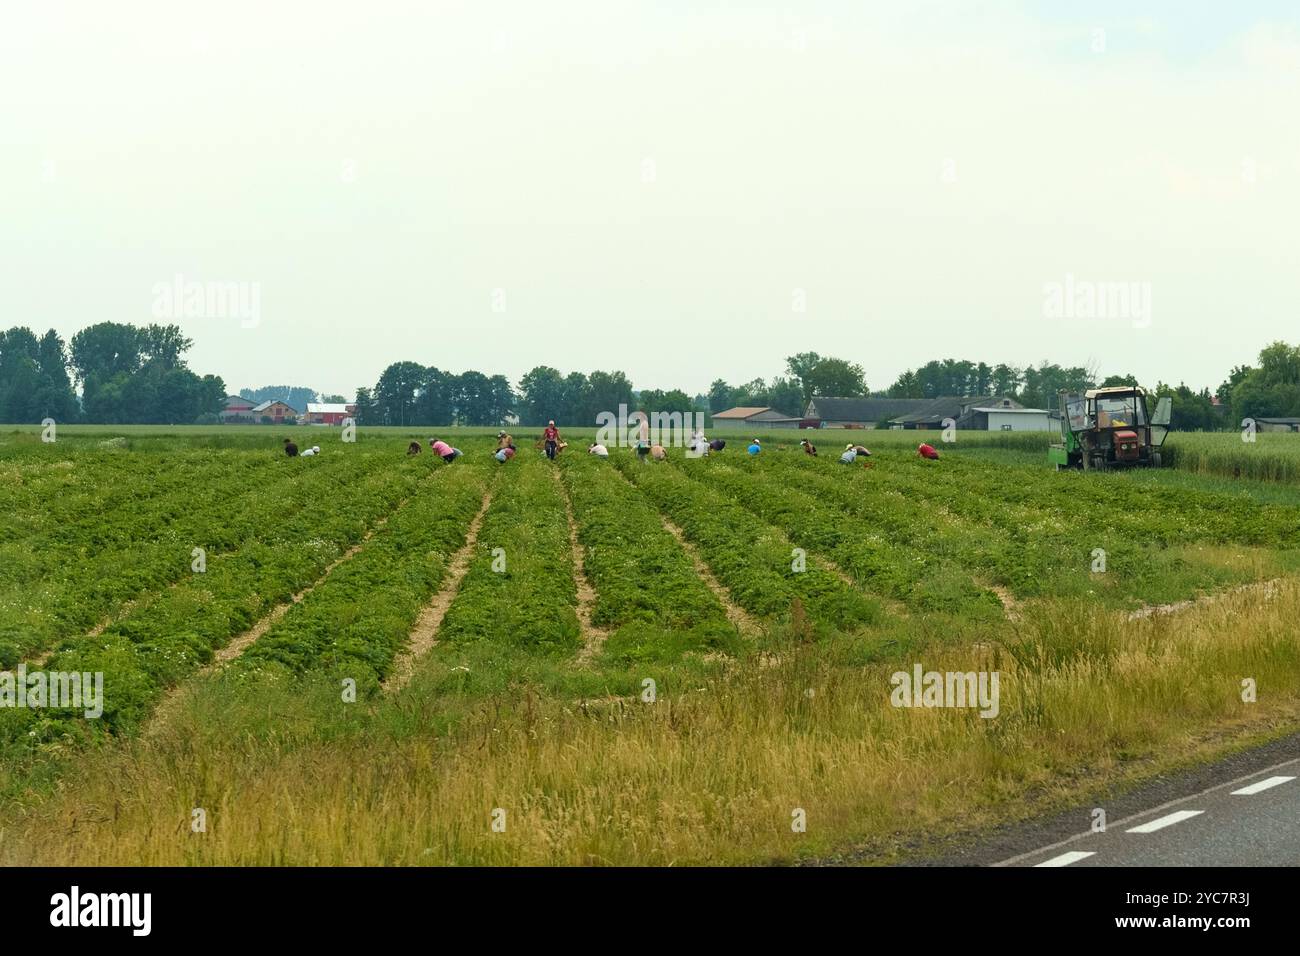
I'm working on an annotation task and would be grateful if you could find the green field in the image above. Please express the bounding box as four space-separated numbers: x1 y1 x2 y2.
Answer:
2 424 1300 864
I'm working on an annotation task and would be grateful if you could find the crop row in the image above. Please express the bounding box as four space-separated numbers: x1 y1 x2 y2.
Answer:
760 450 1300 601
0 450 429 744
877 452 1300 548
751 451 1082 596
0 454 326 659
0 445 206 541
237 462 494 686
557 451 737 660
610 452 881 631
681 456 1003 615
439 454 582 654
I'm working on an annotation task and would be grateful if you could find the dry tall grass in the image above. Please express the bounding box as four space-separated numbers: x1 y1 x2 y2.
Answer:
4 583 1299 866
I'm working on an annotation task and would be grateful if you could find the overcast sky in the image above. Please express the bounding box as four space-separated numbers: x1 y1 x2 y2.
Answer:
3 1 1299 398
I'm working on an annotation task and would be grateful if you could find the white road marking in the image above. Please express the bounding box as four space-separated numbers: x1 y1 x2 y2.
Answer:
1231 775 1295 796
1126 810 1204 834
991 752 1300 867
1034 851 1095 867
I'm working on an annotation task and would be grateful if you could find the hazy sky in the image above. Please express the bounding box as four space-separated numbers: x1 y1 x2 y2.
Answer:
3 1 1299 398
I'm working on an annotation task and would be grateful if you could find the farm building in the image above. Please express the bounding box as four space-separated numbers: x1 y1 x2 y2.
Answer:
1255 417 1300 433
710 406 804 429
219 395 257 423
889 395 1024 430
305 402 357 426
251 400 299 424
803 397 934 429
965 406 1053 431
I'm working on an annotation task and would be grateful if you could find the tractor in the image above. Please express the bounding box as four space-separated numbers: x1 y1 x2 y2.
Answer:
1048 386 1171 471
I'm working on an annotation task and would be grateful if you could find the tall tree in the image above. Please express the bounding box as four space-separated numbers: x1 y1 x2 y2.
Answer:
517 366 566 425
485 374 516 425
887 369 922 398
785 352 824 402
560 371 590 425
800 356 867 398
586 370 635 420
138 324 193 370
765 376 805 416
414 366 455 426
69 321 216 423
707 378 734 413
453 370 500 425
1 327 79 422
352 386 376 425
637 388 695 415
1231 342 1300 420
373 361 426 426
991 363 1021 397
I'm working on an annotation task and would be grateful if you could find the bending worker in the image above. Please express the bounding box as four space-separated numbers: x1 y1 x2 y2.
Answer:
430 438 462 463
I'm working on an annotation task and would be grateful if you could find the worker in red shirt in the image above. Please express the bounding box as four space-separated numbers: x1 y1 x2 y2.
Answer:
543 420 561 460
917 442 940 460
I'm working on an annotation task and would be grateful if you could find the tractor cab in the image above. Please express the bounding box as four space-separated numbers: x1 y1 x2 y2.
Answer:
1049 386 1171 471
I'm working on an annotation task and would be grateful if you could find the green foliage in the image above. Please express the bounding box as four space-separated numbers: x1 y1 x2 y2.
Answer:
612 451 881 630
240 385 319 411
66 322 224 424
558 451 740 660
440 456 581 653
0 327 79 423
0 447 424 745
239 464 492 688
786 352 868 402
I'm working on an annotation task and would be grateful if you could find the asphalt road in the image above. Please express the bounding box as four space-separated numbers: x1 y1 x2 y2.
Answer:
899 731 1300 867
999 754 1300 867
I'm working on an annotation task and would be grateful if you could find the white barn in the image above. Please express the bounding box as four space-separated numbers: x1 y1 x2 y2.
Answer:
969 406 1053 431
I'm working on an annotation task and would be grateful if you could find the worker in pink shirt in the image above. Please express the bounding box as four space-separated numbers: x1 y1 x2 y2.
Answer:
917 443 940 460
542 420 562 460
430 438 462 463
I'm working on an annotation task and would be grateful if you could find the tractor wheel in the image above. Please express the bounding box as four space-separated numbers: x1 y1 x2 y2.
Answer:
1152 451 1163 468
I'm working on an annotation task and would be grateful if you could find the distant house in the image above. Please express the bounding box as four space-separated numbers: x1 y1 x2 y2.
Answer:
804 396 934 429
889 396 1024 430
305 402 356 426
220 395 257 423
251 400 299 424
710 406 804 429
1255 417 1300 433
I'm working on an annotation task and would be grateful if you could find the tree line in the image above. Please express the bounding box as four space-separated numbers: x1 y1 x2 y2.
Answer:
0 322 225 425
4 321 1300 432
354 352 870 426
883 346 1300 431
